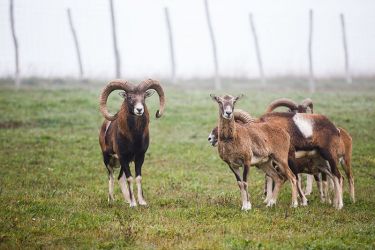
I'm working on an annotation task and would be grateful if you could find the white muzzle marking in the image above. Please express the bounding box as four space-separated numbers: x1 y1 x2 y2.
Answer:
293 113 313 138
223 106 233 119
134 103 144 116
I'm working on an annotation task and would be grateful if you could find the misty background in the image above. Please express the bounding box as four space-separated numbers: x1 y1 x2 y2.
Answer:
1 0 375 80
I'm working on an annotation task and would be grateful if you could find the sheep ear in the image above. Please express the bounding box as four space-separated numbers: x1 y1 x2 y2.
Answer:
118 91 127 99
235 94 244 102
145 89 155 98
210 94 219 102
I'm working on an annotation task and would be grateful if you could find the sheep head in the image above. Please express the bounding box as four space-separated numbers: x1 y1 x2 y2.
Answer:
208 109 253 147
300 98 314 113
99 79 165 121
208 127 218 147
210 94 244 120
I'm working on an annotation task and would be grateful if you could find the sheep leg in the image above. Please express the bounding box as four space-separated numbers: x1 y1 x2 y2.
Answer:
305 174 314 196
260 161 283 207
340 157 355 203
118 159 137 207
318 148 343 209
242 164 251 210
288 157 308 206
103 153 115 203
263 175 274 204
321 172 331 204
275 159 300 207
263 175 268 197
135 154 147 206
314 173 325 202
330 161 343 210
229 165 251 211
106 165 115 203
298 174 303 193
295 173 308 205
318 163 334 205
318 163 341 209
118 173 131 204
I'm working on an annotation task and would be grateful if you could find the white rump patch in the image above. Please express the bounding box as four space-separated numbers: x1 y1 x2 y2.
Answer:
293 113 313 138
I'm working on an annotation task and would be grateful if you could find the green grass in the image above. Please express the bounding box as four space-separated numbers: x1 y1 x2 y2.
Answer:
1 81 375 249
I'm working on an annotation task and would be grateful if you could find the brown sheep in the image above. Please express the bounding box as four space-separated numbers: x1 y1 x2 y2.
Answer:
99 79 165 207
210 94 300 210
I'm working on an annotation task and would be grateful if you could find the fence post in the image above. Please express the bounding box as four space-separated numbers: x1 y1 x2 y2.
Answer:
340 13 352 84
67 8 84 79
203 0 221 90
308 9 315 93
9 0 20 88
109 0 121 78
249 13 265 85
164 7 176 84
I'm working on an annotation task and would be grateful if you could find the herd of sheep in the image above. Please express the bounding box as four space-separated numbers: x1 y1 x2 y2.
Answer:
98 79 353 211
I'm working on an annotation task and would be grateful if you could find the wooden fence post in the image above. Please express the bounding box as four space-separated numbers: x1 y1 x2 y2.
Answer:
204 0 221 90
67 8 84 79
109 0 121 78
308 9 315 93
340 13 352 84
9 0 20 88
249 13 265 85
164 7 176 84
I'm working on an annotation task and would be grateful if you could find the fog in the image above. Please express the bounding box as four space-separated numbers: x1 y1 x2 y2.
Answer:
1 0 374 79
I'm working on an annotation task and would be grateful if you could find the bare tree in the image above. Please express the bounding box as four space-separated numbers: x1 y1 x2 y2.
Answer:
67 8 84 79
9 0 20 88
340 13 352 84
109 0 121 78
203 0 220 90
164 7 176 84
249 13 265 85
308 9 315 93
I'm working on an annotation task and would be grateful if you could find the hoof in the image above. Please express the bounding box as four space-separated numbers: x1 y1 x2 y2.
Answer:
138 200 148 206
129 201 137 207
263 196 272 204
108 196 114 204
335 202 344 210
291 201 298 208
266 199 276 207
301 198 308 206
241 201 252 211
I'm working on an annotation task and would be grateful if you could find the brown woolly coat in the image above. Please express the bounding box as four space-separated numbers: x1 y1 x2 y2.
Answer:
217 117 290 167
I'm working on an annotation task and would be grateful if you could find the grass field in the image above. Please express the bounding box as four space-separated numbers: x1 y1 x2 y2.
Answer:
1 80 375 249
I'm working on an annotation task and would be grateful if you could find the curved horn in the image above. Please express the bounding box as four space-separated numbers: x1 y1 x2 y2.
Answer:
265 98 298 113
139 79 166 118
301 98 314 113
99 80 134 121
233 109 255 123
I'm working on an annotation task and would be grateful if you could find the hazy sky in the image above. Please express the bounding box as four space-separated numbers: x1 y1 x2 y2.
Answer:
0 0 374 79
